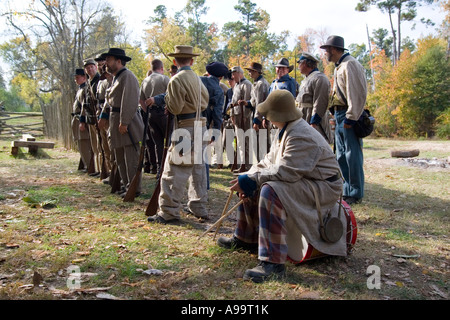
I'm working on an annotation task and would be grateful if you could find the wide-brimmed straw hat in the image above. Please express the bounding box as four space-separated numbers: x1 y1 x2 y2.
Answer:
100 48 132 62
168 45 200 58
320 35 347 50
257 90 302 123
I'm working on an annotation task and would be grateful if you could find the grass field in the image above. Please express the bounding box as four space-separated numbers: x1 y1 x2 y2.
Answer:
0 137 448 303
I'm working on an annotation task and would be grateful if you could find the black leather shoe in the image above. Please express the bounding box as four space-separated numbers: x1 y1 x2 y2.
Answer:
120 191 141 198
217 236 258 253
147 215 179 225
243 261 286 283
344 197 362 205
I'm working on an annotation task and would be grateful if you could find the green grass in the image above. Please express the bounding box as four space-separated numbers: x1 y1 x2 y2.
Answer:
0 137 448 301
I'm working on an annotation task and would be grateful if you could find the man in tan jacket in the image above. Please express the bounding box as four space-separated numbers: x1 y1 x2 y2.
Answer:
218 90 344 283
147 45 209 224
321 35 367 205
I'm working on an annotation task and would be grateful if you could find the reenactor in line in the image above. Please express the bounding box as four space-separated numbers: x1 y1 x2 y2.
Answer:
296 52 334 144
200 61 228 171
141 69 158 175
269 57 298 97
98 48 144 198
80 58 102 177
220 71 236 169
95 54 113 184
147 45 209 225
240 62 270 161
71 68 93 173
139 59 170 178
229 66 253 173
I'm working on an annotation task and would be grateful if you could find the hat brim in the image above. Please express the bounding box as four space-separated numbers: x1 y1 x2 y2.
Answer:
274 64 290 68
319 44 347 50
244 67 263 74
256 94 302 123
167 53 200 58
100 53 132 62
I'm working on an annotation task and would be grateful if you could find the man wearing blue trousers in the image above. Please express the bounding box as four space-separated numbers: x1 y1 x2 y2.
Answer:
321 35 367 204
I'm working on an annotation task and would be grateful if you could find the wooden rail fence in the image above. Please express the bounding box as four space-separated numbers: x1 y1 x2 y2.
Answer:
0 111 45 139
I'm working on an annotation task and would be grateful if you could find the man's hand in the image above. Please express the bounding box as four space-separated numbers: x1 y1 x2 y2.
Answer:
79 122 86 132
238 100 247 107
230 178 248 201
145 97 155 108
119 123 128 135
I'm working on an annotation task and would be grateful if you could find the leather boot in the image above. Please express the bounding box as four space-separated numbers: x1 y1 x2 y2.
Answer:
217 236 258 253
243 261 286 283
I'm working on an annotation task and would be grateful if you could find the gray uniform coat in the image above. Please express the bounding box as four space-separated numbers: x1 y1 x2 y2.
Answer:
72 84 90 141
105 68 144 149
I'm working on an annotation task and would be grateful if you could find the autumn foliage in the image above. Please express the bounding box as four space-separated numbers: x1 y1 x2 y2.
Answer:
367 37 450 138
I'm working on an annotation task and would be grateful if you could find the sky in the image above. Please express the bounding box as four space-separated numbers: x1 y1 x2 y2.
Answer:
107 0 446 52
0 0 446 79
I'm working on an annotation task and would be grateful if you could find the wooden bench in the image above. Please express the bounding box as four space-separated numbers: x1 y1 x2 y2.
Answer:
11 134 55 156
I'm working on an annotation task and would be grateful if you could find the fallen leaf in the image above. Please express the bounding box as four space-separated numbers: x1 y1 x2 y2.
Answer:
430 284 448 299
76 251 91 256
5 243 20 249
142 269 163 276
96 292 122 300
71 258 86 263
298 291 320 300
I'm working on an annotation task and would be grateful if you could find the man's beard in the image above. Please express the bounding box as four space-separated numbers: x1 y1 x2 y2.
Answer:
106 65 116 74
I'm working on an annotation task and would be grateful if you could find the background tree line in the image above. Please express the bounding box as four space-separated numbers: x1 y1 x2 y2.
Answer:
0 0 449 148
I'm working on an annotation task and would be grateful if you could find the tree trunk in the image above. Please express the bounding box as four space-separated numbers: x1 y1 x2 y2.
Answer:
388 7 398 65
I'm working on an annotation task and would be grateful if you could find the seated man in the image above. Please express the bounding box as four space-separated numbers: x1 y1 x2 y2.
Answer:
217 90 345 283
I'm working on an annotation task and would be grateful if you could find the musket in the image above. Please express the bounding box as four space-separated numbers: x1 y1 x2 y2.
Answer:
145 112 174 216
123 107 149 202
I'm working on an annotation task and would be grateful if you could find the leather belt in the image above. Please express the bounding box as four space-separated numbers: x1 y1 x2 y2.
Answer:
177 112 196 120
